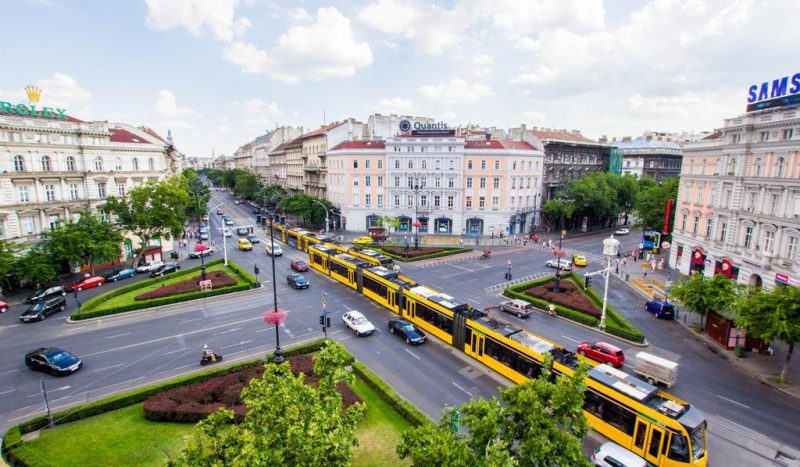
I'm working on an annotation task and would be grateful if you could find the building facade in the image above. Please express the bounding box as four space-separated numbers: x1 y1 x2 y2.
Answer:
669 105 800 289
610 136 683 181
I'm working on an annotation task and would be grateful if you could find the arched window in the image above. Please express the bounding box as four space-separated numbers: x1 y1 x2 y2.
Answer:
377 160 383 169
66 156 76 171
727 158 736 175
132 158 139 170
13 155 25 172
754 158 762 177
116 158 123 171
41 155 52 171
94 156 103 171
776 157 786 177
148 158 155 170
422 160 427 169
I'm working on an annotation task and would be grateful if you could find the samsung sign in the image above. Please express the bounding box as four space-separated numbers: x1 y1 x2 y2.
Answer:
746 73 800 112
399 119 454 135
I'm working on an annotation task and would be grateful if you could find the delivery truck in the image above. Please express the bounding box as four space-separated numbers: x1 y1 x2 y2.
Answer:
632 351 678 388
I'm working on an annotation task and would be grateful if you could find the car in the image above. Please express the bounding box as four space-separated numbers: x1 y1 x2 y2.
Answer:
136 260 164 273
189 246 214 258
25 347 82 376
234 200 240 205
222 228 232 237
236 227 249 236
286 273 309 289
499 299 534 318
645 300 675 319
246 234 260 244
614 228 630 235
342 310 375 336
353 236 373 246
216 208 224 215
20 296 66 322
26 285 67 304
0 300 8 313
199 228 209 240
265 243 283 256
67 275 105 292
225 218 235 226
591 441 648 467
577 341 625 368
387 318 426 344
545 259 573 271
104 268 137 282
290 259 309 272
572 254 588 267
252 207 261 214
238 238 253 251
150 262 181 277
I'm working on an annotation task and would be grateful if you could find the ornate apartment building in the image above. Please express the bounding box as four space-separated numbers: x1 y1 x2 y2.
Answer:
669 105 800 289
602 135 683 181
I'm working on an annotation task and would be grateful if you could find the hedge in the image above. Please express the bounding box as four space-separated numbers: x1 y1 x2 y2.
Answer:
351 362 431 427
70 260 259 321
377 246 473 262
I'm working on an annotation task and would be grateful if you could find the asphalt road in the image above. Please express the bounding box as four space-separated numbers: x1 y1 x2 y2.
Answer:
1 191 797 466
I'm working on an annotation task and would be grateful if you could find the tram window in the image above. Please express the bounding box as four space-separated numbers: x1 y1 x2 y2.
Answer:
465 327 472 344
516 356 540 379
649 430 662 458
329 261 349 277
667 433 690 461
363 275 388 297
634 422 646 449
583 391 635 436
415 302 454 334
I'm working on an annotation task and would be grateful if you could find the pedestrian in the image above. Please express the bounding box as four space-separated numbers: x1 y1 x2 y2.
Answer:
523 239 527 247
652 260 657 272
514 234 519 244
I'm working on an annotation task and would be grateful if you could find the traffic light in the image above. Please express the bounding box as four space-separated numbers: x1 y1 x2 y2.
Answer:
584 275 593 288
326 317 331 328
254 265 260 275
319 315 325 326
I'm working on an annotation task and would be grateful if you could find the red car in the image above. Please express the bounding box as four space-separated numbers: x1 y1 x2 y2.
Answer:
577 341 625 368
67 275 106 292
0 301 8 313
290 259 309 272
216 208 224 215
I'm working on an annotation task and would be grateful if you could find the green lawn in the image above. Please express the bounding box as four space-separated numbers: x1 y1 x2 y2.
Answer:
92 263 239 312
351 377 413 466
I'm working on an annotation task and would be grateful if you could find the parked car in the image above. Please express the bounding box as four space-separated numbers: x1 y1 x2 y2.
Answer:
247 233 260 243
545 259 573 271
572 254 588 267
286 273 309 289
20 296 67 322
614 228 630 235
499 299 534 318
238 238 253 251
150 262 181 277
645 300 675 319
353 236 373 246
104 268 137 282
290 259 309 272
342 310 375 336
577 341 625 368
0 300 8 313
591 441 648 467
25 347 82 376
265 243 283 256
234 200 240 205
67 275 105 292
199 228 209 240
222 228 232 237
26 285 66 304
387 318 426 344
189 246 214 258
216 208 224 215
236 227 249 236
136 261 164 273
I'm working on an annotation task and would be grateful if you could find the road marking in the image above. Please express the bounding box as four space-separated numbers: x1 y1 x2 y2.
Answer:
561 335 581 344
93 364 125 372
0 389 16 396
213 327 242 336
467 298 481 305
452 381 474 397
180 317 203 324
0 369 20 376
404 348 421 360
716 395 751 409
105 332 131 339
54 385 71 391
343 304 352 310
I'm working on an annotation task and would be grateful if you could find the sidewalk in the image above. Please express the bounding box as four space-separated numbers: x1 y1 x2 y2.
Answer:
613 254 800 400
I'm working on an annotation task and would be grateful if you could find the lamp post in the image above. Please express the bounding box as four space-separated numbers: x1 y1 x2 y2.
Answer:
311 198 330 234
190 191 207 281
412 178 420 249
553 189 569 292
264 195 284 364
599 234 621 331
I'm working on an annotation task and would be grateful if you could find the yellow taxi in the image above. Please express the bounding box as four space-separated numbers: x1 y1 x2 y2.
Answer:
238 238 253 251
353 236 373 246
572 254 588 267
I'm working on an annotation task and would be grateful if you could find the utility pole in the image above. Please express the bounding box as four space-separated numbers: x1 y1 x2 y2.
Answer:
40 378 53 428
319 293 330 339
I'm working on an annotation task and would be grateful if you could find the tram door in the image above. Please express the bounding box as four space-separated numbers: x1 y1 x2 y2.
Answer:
645 426 665 466
631 420 647 458
467 333 484 358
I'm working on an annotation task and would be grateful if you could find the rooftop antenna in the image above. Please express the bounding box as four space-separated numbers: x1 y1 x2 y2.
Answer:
323 110 326 126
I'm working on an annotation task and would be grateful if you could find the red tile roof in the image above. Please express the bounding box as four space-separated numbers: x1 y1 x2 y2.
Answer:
527 129 595 143
139 126 166 142
464 140 535 150
269 143 288 154
109 128 151 144
66 115 84 123
299 122 345 139
330 140 386 151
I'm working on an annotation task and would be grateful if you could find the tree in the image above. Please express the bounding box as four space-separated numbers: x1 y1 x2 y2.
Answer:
669 272 737 329
634 177 679 232
398 357 590 467
185 176 211 221
45 212 123 274
170 341 364 466
735 285 800 383
279 194 332 227
102 177 189 268
234 171 260 200
15 245 57 288
0 240 20 290
377 215 400 232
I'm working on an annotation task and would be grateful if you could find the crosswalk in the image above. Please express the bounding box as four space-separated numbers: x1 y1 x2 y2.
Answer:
485 272 550 293
411 252 482 268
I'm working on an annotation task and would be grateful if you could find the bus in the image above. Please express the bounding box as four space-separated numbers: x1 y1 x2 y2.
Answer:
642 231 662 253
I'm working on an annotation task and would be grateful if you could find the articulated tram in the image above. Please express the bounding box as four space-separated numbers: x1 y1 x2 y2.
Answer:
270 223 393 267
274 225 708 466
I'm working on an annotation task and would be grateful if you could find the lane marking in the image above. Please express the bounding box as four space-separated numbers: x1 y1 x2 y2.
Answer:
561 335 582 344
343 304 353 310
105 332 132 339
93 363 125 372
0 369 20 376
0 389 16 396
180 317 203 324
452 381 474 398
716 395 751 409
467 298 481 305
404 348 421 360
54 385 71 391
213 327 243 336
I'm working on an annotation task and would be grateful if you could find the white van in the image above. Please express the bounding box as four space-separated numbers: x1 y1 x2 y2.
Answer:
591 442 648 467
265 242 283 257
499 299 534 318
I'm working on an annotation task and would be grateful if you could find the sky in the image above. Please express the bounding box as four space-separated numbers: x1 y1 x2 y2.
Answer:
2 0 799 157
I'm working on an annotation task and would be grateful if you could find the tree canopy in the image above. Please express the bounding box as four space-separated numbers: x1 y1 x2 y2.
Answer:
14 245 57 288
0 241 20 290
668 272 737 329
398 357 590 467
234 171 260 200
45 212 123 274
280 194 333 227
634 177 679 232
185 176 211 221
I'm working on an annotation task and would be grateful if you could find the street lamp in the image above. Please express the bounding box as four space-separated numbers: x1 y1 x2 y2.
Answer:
264 194 284 363
599 234 621 331
311 198 330 234
189 191 207 281
412 177 421 249
553 188 570 292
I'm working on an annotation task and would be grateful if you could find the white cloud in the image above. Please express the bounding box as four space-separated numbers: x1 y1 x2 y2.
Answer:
144 0 250 42
522 110 546 121
1 73 91 105
488 0 605 37
234 98 283 131
224 8 372 83
418 79 494 105
470 53 494 77
374 97 415 114
290 7 311 22
155 90 194 117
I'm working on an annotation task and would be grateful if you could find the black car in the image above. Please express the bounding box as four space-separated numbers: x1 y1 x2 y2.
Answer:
25 285 66 304
25 347 82 376
252 207 261 214
20 296 67 322
387 318 427 345
287 273 309 289
150 262 181 277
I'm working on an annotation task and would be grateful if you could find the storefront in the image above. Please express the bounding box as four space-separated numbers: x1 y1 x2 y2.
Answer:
434 217 452 234
690 248 706 275
466 217 483 235
713 258 739 280
417 216 428 233
398 215 411 232
366 213 380 228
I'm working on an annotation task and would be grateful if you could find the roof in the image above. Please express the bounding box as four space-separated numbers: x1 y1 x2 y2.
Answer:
269 143 288 154
613 136 681 150
109 128 151 144
298 122 345 140
702 129 723 140
139 126 166 142
464 139 535 150
330 140 386 151
528 128 596 143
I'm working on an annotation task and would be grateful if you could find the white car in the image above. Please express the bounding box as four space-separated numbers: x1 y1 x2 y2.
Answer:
615 228 630 235
265 243 283 256
222 228 232 237
135 260 164 273
546 259 573 271
342 310 376 337
188 247 214 258
591 441 648 466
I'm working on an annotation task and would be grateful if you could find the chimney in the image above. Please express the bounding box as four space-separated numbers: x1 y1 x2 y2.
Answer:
521 123 527 131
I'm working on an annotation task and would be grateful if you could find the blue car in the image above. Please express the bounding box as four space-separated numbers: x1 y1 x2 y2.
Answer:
387 318 427 345
644 300 675 320
104 268 137 282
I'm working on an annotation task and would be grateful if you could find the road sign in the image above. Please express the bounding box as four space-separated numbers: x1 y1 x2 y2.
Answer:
322 293 327 310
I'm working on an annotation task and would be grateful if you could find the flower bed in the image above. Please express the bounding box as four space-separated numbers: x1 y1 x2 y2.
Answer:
142 354 361 423
524 279 600 318
381 246 445 258
135 270 237 301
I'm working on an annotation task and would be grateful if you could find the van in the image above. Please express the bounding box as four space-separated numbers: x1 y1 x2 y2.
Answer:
499 299 534 318
645 300 675 319
591 442 648 467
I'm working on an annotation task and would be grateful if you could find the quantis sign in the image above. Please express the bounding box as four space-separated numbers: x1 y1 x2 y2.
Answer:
0 85 68 120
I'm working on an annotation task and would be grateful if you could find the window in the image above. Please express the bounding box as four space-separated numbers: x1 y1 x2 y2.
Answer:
448 178 454 188
732 134 741 144
13 155 25 172
48 215 59 230
493 178 500 189
683 183 691 202
510 196 514 208
377 159 383 169
352 194 359 206
394 176 400 187
365 176 371 187
700 159 706 174
760 131 769 142
447 195 454 208
17 186 29 202
692 216 699 234
148 158 155 170
421 160 427 169
45 184 55 201
788 236 798 260
719 221 727 242
449 160 454 170
465 196 472 208
377 194 383 206
435 160 440 170
479 177 486 188
420 195 427 207
133 158 139 170
97 182 106 198
69 183 79 200
365 160 370 169
764 230 775 253
433 177 440 188
407 194 413 206
117 184 126 196
728 158 737 175
434 195 440 207
706 219 713 238
744 226 753 248
377 176 383 187
468 160 473 169
748 192 757 211
527 177 531 188
494 160 500 170
353 160 358 169
94 156 103 171
22 216 35 235
365 194 371 206
481 160 486 169
466 177 472 188
770 194 779 215
394 195 400 207
776 157 786 177
681 214 687 231
353 176 359 186
100 210 110 222
479 196 485 208
394 160 400 169
754 158 762 176
66 156 76 171
696 183 704 204
41 155 52 171
408 160 413 169
492 196 499 209
116 158 123 171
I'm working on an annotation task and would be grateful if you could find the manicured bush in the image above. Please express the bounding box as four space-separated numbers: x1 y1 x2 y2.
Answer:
351 362 431 427
226 260 259 285
135 270 237 300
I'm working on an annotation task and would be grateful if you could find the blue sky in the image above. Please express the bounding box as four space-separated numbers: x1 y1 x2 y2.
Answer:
2 0 799 157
